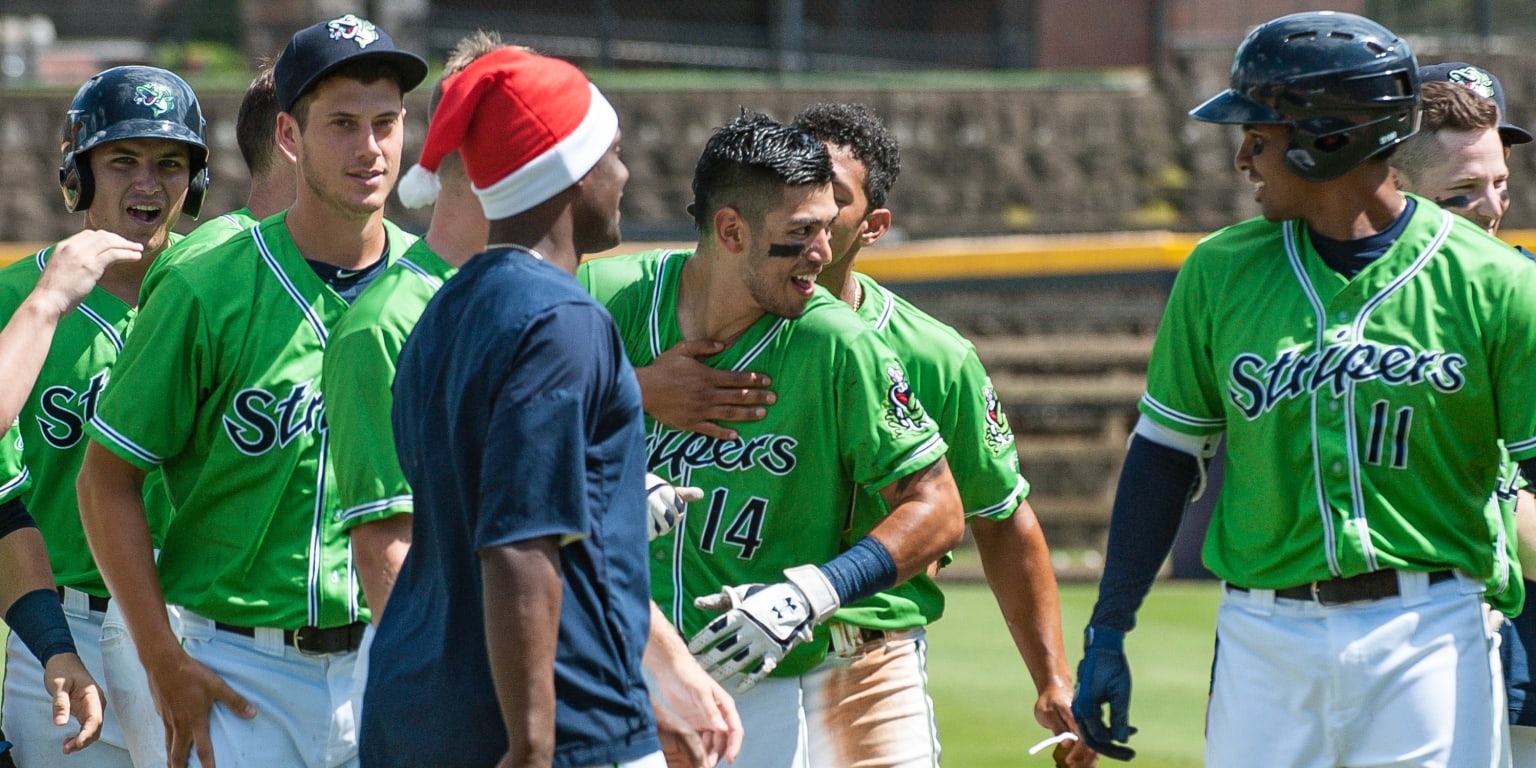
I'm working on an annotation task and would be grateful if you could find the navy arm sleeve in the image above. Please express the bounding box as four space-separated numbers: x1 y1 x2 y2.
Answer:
0 496 36 540
1088 435 1201 632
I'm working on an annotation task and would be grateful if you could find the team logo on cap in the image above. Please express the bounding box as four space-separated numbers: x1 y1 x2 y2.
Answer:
981 383 1014 453
327 14 380 49
1448 66 1495 100
884 364 929 433
133 83 175 118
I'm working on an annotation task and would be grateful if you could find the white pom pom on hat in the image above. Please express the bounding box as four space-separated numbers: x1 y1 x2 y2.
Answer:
395 47 619 219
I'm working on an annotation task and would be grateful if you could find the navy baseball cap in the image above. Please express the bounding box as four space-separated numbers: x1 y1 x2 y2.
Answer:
275 14 428 113
1419 62 1533 145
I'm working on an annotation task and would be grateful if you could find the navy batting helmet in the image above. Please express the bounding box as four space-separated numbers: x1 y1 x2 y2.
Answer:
59 66 210 217
1190 11 1420 182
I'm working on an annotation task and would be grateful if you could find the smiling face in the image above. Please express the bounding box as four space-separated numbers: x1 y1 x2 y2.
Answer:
82 137 192 257
282 76 404 221
1235 124 1309 222
738 183 837 319
1398 127 1510 234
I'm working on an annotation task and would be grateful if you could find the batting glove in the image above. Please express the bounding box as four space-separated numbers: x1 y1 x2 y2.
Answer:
644 473 702 542
687 564 840 692
1072 625 1137 761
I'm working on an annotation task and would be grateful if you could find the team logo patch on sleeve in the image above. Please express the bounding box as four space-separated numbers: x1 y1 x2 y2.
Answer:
133 84 175 118
883 364 930 433
981 383 1015 453
327 14 380 48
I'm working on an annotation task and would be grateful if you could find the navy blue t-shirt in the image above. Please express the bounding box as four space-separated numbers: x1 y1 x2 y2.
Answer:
360 247 659 768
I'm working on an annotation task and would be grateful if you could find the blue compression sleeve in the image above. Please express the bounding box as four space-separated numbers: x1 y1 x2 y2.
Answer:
0 497 36 540
4 588 76 666
819 536 898 605
1088 435 1201 632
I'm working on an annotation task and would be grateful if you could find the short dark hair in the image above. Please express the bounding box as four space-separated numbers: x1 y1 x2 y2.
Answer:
236 66 280 176
1393 81 1503 183
691 110 833 234
792 102 901 211
290 58 405 129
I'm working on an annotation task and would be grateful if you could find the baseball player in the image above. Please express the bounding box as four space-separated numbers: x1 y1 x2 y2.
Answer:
0 65 208 768
334 32 740 768
1073 12 1536 767
139 64 295 303
788 102 1093 768
1394 62 1536 765
360 45 668 768
577 111 964 768
74 15 425 768
0 225 147 761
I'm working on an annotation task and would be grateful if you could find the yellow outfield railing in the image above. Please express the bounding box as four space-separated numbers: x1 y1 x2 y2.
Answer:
594 229 1536 282
6 230 1536 279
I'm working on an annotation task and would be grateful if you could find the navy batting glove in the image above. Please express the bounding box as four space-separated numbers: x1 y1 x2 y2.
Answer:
1072 625 1137 761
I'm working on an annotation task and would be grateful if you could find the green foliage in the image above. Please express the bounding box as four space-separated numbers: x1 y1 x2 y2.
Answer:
155 41 254 90
927 580 1220 767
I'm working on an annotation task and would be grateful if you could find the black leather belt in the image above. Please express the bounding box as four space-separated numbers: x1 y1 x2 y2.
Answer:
56 587 110 613
215 621 368 655
1228 570 1455 606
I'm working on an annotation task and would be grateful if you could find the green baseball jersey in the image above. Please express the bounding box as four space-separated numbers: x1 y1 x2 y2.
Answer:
1487 454 1524 616
141 208 258 305
1141 196 1536 589
834 272 1027 631
86 212 415 629
0 245 176 596
325 239 457 532
0 422 27 501
579 250 949 677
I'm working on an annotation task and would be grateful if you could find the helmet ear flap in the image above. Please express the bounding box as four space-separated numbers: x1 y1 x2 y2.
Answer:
59 149 93 213
184 162 209 219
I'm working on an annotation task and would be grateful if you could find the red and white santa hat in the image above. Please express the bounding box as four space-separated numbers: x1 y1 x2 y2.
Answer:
396 47 618 219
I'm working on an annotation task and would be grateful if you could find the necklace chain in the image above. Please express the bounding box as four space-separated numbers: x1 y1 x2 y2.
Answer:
485 243 545 261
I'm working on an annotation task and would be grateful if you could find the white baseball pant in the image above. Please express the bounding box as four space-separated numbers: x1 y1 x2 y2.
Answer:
177 610 359 768
1207 570 1506 768
2 591 149 768
722 626 938 768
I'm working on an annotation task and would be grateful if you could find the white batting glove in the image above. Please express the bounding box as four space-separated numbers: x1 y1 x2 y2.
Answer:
687 565 840 692
645 473 703 541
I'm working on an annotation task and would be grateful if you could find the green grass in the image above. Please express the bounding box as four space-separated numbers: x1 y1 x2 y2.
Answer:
927 580 1220 768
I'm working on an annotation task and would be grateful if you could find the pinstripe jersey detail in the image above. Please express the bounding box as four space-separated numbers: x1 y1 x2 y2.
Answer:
35 246 126 353
336 495 413 524
965 475 1028 520
0 465 29 497
253 226 329 347
397 256 444 290
647 250 679 361
1281 211 1455 576
1139 393 1226 429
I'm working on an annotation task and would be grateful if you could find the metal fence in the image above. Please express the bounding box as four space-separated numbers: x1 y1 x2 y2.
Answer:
427 0 1029 71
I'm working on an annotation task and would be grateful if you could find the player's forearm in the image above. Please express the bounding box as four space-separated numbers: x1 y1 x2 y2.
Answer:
872 457 965 580
644 600 692 672
0 527 60 617
0 297 66 426
1515 490 1536 577
350 515 413 624
972 505 1072 693
76 441 178 654
481 537 561 767
1089 435 1199 632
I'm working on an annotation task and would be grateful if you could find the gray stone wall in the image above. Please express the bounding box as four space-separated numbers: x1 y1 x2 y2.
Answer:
9 45 1534 242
